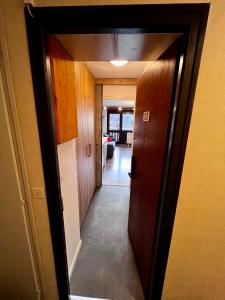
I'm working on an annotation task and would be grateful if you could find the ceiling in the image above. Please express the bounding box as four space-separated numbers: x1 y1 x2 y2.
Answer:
55 33 181 79
56 33 180 61
86 61 151 79
103 100 135 108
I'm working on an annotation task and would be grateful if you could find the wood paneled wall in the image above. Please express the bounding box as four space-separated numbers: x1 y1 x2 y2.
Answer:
48 36 96 225
47 36 78 144
74 62 96 224
95 84 103 187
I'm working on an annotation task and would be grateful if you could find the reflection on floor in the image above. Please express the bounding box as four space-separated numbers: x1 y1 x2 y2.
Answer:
70 186 144 300
102 145 131 186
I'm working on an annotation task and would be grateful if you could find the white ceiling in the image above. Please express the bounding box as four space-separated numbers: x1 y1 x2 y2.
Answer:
85 61 151 79
103 100 135 108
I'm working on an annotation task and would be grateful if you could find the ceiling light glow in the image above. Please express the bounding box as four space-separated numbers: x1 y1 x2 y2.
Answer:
110 60 128 67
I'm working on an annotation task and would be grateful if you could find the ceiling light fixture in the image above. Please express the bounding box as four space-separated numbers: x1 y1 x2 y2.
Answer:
110 60 128 67
110 34 128 67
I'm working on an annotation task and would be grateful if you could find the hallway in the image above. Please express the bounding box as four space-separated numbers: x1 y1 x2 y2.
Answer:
102 146 131 186
70 186 144 300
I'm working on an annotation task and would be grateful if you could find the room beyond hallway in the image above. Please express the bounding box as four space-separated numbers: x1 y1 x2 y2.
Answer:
102 145 131 186
70 186 144 300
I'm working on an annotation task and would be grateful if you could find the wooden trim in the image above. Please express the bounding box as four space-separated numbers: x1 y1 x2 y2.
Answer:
24 4 210 300
95 78 137 85
95 84 103 187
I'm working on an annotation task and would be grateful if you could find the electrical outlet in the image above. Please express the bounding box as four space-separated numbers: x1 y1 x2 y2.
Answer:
32 188 45 199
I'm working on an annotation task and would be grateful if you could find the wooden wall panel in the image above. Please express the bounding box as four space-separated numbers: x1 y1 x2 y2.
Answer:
48 36 78 144
74 62 96 224
95 85 103 187
48 36 96 224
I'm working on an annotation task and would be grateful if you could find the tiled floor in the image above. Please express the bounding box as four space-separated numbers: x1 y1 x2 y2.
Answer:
102 145 131 186
70 186 144 300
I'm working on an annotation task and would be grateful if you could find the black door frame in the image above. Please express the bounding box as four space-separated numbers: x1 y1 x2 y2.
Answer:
25 4 209 299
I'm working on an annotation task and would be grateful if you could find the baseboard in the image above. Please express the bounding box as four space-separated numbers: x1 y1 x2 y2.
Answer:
69 239 82 280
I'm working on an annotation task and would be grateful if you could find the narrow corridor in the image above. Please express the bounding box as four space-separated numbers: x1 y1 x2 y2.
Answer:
70 186 144 300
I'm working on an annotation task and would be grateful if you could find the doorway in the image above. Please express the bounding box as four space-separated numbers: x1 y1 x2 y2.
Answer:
25 4 209 300
102 90 135 187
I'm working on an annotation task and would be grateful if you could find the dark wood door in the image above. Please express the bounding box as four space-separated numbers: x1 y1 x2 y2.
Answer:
128 43 177 297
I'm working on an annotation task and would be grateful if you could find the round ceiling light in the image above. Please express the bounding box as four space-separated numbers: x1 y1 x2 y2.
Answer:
110 60 128 67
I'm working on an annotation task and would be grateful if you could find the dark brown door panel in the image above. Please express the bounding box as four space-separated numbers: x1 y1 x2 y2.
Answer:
128 43 177 296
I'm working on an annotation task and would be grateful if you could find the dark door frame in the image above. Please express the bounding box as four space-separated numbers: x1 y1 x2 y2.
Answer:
24 4 209 299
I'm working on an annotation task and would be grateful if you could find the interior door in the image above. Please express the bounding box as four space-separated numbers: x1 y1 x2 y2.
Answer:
75 62 96 224
128 42 178 297
86 66 96 204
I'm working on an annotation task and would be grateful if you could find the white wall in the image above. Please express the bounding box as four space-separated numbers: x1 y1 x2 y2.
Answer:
103 84 136 100
0 59 39 300
162 1 225 299
57 139 81 277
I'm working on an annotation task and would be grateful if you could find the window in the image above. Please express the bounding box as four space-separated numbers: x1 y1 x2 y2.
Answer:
122 112 134 131
109 113 120 130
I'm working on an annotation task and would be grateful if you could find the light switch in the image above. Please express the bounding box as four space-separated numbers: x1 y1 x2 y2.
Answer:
32 188 45 199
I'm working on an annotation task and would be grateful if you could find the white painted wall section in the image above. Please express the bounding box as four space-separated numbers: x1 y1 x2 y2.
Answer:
57 138 81 277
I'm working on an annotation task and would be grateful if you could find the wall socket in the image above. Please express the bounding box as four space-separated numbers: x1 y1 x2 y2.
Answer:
32 188 45 199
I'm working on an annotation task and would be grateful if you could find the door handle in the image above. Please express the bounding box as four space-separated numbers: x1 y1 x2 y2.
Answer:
128 156 135 178
86 144 91 157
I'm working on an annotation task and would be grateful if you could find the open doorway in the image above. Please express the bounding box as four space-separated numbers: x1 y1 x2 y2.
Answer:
51 30 181 298
37 32 179 299
102 85 135 187
46 32 181 299
25 4 209 300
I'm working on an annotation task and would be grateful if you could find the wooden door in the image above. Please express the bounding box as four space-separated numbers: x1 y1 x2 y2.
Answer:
85 64 96 207
75 62 96 224
128 43 178 297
